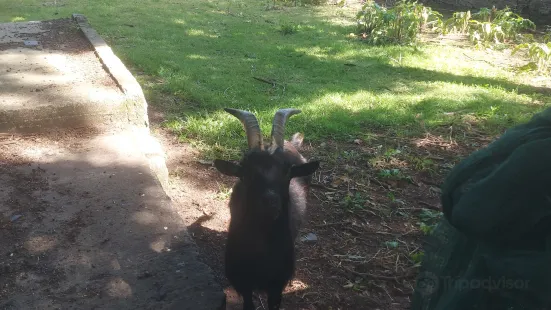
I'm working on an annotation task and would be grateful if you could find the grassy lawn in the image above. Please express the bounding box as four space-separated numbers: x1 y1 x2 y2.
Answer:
2 0 549 160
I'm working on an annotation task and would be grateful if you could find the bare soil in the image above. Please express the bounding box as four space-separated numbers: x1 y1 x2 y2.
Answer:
0 127 225 310
148 105 492 310
0 18 123 112
0 18 225 309
0 18 94 53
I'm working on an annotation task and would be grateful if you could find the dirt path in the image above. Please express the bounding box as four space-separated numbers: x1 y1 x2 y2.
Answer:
0 18 127 132
0 128 225 310
0 18 224 310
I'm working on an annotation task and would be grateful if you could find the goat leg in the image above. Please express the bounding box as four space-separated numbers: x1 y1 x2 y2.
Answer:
242 290 255 310
267 289 283 310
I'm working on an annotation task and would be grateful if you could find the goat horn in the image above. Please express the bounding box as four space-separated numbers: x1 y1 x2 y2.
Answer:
224 108 263 150
270 108 301 150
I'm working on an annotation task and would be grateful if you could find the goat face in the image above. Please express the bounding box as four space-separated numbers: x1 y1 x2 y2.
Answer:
215 148 319 221
214 108 319 222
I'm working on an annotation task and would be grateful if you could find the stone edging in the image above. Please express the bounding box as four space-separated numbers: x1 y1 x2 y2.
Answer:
71 13 170 193
71 13 148 128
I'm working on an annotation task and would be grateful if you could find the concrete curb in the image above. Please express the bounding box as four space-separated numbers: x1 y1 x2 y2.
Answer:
71 13 171 192
72 13 148 129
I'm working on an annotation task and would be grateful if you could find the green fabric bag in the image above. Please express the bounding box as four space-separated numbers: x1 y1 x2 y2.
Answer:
411 107 551 310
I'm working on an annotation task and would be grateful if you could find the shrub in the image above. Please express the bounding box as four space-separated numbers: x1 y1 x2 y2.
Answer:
443 6 536 48
443 11 472 34
356 0 443 45
279 22 299 35
512 28 551 74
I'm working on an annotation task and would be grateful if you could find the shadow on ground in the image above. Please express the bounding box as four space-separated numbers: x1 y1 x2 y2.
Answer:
0 18 131 133
2 1 549 156
0 131 224 310
141 9 550 158
148 120 489 309
1 18 221 309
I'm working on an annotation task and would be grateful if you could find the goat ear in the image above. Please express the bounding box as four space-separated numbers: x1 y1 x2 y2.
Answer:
214 159 242 177
290 132 304 149
290 160 320 178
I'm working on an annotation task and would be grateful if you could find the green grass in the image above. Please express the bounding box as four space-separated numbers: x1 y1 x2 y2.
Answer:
2 0 549 159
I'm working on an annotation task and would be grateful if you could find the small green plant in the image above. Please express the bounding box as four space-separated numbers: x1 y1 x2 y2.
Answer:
419 208 442 221
215 183 233 200
410 156 435 172
342 149 362 161
279 22 299 35
411 250 424 264
417 208 442 235
378 168 414 184
356 0 443 45
383 148 401 158
379 168 402 178
384 240 399 248
472 7 492 22
443 10 471 34
512 28 551 74
272 0 325 6
418 221 435 234
341 192 366 210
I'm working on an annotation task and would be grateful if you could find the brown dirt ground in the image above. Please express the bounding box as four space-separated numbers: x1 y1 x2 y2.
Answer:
0 128 101 305
0 126 226 310
0 18 95 53
0 18 123 114
1 18 227 309
148 105 493 309
0 18 128 307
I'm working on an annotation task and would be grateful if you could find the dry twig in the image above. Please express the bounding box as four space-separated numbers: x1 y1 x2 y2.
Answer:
252 76 277 87
315 221 352 228
419 201 441 211
342 266 414 281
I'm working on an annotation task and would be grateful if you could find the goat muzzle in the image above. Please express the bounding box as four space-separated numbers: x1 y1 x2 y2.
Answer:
263 190 282 220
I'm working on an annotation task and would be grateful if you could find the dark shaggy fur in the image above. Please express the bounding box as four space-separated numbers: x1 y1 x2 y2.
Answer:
214 133 320 310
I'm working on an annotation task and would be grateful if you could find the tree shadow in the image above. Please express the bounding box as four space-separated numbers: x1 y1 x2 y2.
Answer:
152 79 546 161
0 27 128 132
0 129 226 310
0 15 228 310
4 1 549 151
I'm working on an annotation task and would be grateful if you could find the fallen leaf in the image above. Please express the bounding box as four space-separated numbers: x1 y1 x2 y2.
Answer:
340 175 352 183
331 179 343 187
343 281 354 289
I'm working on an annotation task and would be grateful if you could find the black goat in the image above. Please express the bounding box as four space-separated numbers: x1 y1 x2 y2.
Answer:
214 108 320 310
